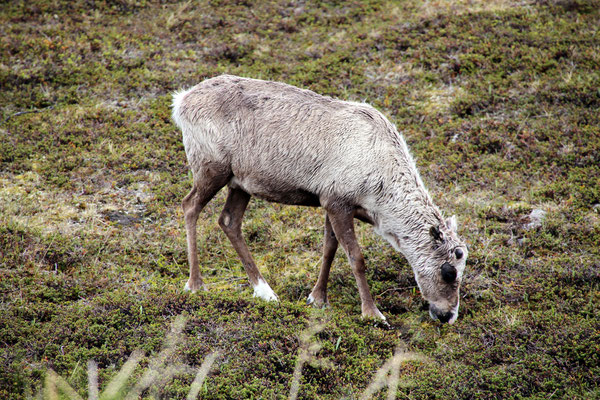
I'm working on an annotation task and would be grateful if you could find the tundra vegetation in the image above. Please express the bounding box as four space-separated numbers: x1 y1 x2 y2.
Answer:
1 0 599 399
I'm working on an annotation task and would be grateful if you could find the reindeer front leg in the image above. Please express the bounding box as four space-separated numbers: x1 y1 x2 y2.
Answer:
326 207 386 321
182 164 231 292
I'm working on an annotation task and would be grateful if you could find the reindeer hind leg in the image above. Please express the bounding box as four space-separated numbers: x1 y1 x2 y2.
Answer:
218 186 278 301
182 163 231 292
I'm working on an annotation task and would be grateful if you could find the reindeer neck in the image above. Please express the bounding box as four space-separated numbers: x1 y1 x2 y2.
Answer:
368 157 445 256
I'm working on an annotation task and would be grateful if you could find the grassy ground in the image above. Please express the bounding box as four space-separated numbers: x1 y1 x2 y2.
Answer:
1 0 599 398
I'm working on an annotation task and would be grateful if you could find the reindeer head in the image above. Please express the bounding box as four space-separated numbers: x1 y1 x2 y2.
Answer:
412 215 468 324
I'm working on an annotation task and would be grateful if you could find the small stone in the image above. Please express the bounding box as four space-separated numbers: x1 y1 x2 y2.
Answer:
524 209 546 230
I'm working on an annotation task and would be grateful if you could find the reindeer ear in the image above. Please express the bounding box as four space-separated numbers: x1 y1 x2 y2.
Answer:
446 215 457 232
430 225 443 242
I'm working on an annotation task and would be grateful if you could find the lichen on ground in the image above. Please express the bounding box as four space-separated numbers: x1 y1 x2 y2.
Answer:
1 0 599 399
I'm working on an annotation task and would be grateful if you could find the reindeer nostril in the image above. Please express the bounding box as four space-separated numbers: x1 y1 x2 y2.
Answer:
437 311 453 323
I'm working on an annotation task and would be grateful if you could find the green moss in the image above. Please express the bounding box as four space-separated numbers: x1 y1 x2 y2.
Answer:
1 0 599 398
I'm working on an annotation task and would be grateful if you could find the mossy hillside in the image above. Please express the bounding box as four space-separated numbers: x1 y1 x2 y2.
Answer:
1 0 599 399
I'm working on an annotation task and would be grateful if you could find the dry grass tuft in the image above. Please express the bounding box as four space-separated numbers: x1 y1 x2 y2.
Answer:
40 316 221 400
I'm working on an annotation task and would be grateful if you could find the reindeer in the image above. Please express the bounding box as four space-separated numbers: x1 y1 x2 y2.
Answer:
172 75 468 324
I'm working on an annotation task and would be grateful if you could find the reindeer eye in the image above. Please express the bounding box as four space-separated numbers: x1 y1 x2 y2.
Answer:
441 262 457 284
455 248 463 260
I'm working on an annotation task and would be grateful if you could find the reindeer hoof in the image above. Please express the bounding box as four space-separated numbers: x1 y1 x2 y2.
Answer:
184 280 206 293
362 307 387 321
361 309 391 329
374 319 392 329
307 293 328 308
253 279 279 302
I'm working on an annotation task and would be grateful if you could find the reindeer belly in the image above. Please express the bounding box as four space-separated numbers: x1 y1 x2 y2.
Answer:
229 176 321 207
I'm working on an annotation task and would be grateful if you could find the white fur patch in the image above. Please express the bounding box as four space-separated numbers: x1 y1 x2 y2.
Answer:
183 280 204 293
171 87 192 128
448 299 460 325
253 279 279 302
373 309 387 321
